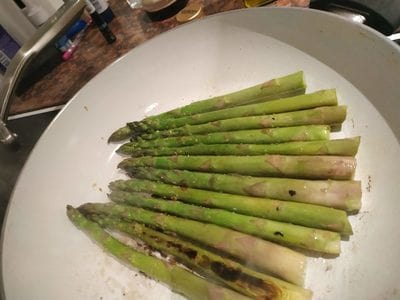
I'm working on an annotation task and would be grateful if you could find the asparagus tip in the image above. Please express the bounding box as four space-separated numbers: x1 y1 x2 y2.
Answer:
117 159 130 170
77 202 93 215
127 121 150 136
66 205 81 224
108 125 133 143
66 204 74 215
127 121 139 129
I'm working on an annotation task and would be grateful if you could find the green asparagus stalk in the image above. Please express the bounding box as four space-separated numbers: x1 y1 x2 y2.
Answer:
129 90 337 133
108 190 341 254
118 125 330 151
109 71 306 142
90 215 312 300
78 202 307 285
155 71 306 119
140 106 347 140
66 206 249 300
122 137 360 157
108 178 353 234
129 168 362 212
119 154 356 180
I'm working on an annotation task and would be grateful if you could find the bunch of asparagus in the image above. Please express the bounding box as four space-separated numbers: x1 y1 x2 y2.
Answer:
68 71 362 299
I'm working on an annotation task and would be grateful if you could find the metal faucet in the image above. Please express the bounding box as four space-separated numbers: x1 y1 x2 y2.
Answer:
0 0 86 145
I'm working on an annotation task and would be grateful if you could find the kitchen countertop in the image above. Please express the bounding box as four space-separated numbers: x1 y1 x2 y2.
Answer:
9 0 309 115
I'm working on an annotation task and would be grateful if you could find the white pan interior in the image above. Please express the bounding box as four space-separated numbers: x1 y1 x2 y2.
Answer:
2 7 400 300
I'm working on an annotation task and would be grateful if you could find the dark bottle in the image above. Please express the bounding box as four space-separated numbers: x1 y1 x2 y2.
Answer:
85 0 116 44
87 0 115 23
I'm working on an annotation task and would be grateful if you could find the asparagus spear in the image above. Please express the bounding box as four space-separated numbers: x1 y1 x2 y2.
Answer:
109 178 353 234
78 203 307 285
118 125 330 151
66 206 249 300
122 137 360 157
130 90 337 133
129 168 362 212
119 154 356 180
90 215 312 300
109 71 306 142
140 106 347 140
108 190 341 254
155 71 306 119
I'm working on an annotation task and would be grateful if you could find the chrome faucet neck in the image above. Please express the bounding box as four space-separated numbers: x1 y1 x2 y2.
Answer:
0 0 86 145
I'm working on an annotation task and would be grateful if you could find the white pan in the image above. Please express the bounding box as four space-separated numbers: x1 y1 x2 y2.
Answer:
2 7 400 300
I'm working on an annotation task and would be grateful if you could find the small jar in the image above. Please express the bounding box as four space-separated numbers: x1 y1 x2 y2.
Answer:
142 0 189 21
176 3 203 23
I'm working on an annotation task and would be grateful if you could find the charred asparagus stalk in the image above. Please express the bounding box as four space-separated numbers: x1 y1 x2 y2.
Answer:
78 202 307 285
108 178 353 235
129 90 337 133
129 168 362 212
108 191 341 254
118 125 330 151
118 154 356 180
121 137 360 157
139 106 347 140
109 71 306 142
66 206 250 300
90 214 313 300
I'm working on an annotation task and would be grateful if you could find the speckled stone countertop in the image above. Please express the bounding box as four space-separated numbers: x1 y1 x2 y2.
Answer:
9 0 309 115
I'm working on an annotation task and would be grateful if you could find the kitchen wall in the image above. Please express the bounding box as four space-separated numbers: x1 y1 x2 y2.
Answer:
0 0 63 44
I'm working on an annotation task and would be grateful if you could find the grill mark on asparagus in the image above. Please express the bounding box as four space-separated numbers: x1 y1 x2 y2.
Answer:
149 233 281 298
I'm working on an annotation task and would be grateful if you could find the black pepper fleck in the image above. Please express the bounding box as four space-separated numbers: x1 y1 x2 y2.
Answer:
274 231 284 237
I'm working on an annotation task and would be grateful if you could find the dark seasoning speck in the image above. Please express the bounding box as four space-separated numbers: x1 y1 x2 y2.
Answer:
366 175 372 192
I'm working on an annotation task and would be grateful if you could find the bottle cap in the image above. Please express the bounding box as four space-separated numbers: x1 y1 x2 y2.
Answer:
176 3 203 23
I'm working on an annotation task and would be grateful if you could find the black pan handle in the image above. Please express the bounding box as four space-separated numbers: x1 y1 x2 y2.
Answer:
310 0 400 35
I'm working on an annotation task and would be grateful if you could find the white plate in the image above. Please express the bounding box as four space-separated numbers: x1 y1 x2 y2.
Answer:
2 7 400 300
